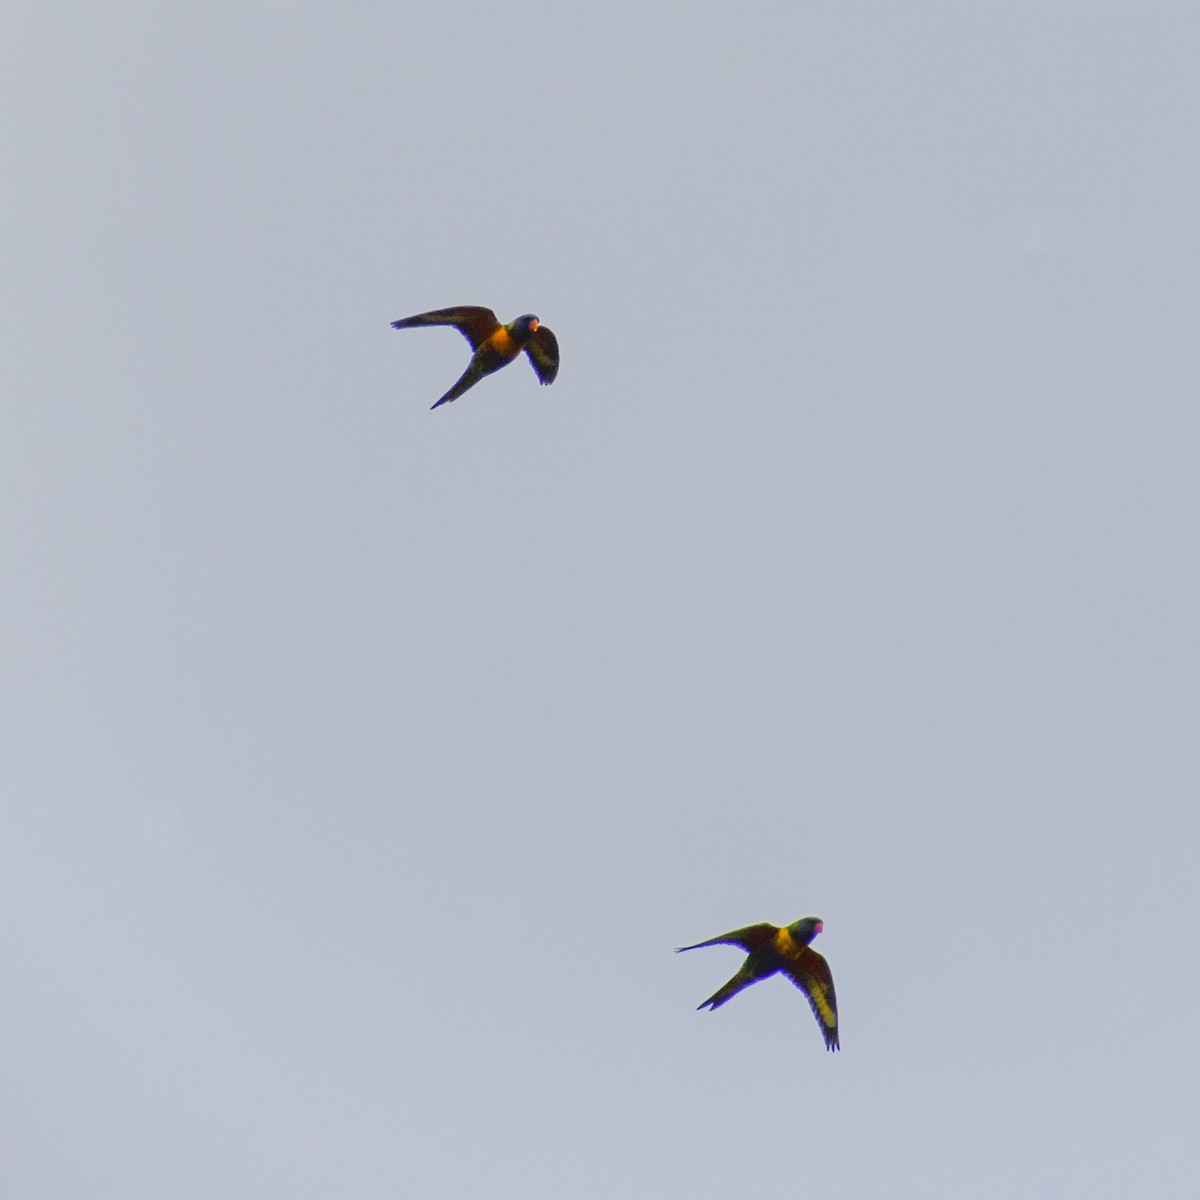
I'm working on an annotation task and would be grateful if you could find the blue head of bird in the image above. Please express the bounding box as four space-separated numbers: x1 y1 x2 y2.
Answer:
509 314 540 342
787 917 824 946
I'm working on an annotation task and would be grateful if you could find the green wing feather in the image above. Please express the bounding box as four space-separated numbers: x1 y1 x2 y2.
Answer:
675 923 777 953
391 306 500 350
783 946 840 1051
524 325 560 385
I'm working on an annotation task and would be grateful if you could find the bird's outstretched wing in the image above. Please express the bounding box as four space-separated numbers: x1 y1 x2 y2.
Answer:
782 946 839 1051
391 306 500 350
675 923 777 954
524 325 560 385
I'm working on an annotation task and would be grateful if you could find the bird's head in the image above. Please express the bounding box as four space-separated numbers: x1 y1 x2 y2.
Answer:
509 314 540 342
787 917 824 946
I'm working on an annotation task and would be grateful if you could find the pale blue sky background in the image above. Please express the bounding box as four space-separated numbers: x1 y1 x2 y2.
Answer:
4 2 1199 1196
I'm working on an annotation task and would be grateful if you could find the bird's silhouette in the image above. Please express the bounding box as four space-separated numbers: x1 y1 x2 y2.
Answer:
677 916 839 1050
391 305 559 408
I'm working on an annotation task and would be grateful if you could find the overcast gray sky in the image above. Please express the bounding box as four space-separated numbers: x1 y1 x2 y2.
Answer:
5 2 1199 1196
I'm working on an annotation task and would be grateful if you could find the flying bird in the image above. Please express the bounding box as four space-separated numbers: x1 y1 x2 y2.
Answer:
390 306 559 409
676 916 839 1051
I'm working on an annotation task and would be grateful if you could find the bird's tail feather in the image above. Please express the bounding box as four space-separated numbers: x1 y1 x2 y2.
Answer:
697 969 760 1012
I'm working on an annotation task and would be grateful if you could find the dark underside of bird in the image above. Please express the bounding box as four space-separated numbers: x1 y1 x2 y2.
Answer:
676 917 840 1051
390 305 560 408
